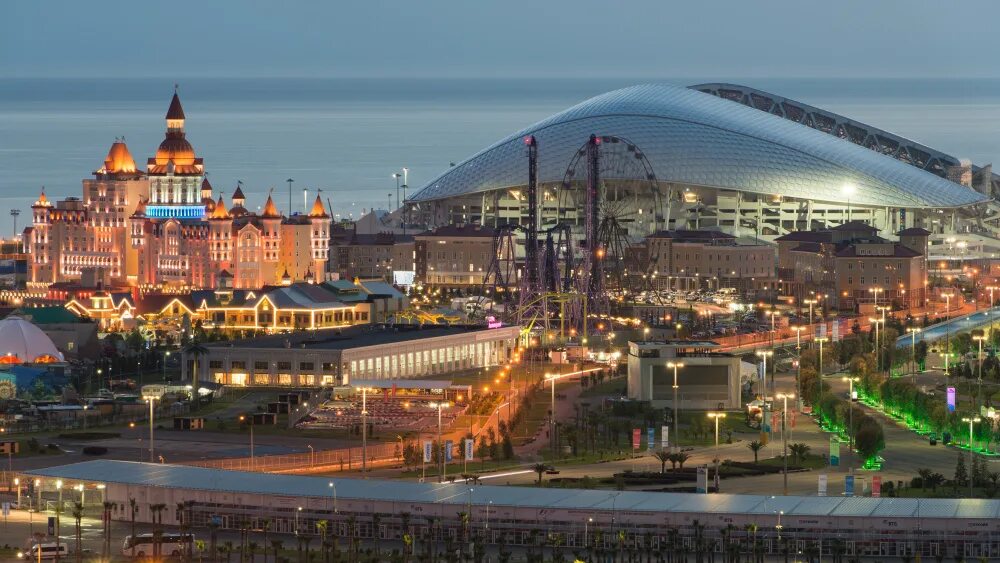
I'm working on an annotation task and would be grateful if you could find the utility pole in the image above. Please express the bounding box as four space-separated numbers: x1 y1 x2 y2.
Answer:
9 209 19 239
286 178 294 216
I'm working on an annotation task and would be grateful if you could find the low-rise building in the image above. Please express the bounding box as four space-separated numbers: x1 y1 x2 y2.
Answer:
626 340 741 410
644 230 774 290
329 232 414 281
183 323 520 387
415 224 495 287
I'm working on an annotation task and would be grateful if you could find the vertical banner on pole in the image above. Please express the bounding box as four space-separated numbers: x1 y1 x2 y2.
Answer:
661 425 669 450
696 466 708 494
632 428 641 451
872 475 882 498
845 475 855 497
830 438 840 467
423 441 432 463
464 439 474 461
947 387 957 412
444 440 453 462
647 428 655 451
818 474 828 497
832 320 840 342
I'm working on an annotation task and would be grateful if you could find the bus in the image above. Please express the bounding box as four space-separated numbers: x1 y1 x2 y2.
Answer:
122 533 194 558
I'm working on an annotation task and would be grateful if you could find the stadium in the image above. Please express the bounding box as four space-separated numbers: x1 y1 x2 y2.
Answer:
407 83 999 259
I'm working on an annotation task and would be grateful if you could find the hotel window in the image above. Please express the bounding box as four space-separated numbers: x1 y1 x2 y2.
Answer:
209 360 223 369
278 374 292 385
300 362 314 371
255 361 269 371
231 361 246 370
322 362 336 372
277 361 291 370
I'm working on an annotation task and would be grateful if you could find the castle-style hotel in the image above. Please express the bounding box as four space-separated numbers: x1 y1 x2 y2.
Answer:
27 91 332 291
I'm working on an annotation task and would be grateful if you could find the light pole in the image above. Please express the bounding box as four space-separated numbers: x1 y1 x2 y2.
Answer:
843 377 859 461
328 481 338 513
776 392 794 495
792 326 804 401
707 412 726 454
357 386 375 474
162 350 170 382
906 327 921 375
13 477 19 508
988 286 998 354
545 372 557 453
142 395 158 462
239 415 255 469
943 292 954 361
868 318 883 372
974 333 985 408
430 401 451 482
584 517 593 547
295 506 302 535
666 362 684 449
962 416 981 497
803 298 817 325
755 350 773 399
869 287 883 311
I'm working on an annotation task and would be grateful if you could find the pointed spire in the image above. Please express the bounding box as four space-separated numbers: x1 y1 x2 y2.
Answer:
261 194 281 219
210 194 231 220
232 184 246 202
33 187 51 207
308 193 330 218
201 176 213 193
166 90 186 121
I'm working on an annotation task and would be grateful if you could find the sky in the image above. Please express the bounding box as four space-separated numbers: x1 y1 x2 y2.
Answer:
3 0 1000 79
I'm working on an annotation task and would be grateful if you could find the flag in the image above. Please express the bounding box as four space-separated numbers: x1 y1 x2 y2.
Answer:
845 475 855 496
818 474 828 496
632 428 641 450
661 425 669 450
647 428 655 451
445 440 453 462
830 438 840 467
464 438 474 461
423 441 432 463
872 475 882 498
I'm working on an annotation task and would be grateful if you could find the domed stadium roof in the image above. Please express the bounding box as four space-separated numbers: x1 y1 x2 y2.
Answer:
0 316 63 364
410 83 987 209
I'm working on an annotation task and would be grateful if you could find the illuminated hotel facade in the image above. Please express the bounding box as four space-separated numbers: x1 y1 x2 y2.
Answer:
27 92 331 291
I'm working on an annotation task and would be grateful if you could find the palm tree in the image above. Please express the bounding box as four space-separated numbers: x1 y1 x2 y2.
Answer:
532 462 548 484
654 450 672 473
247 542 258 563
101 501 117 559
150 503 168 556
270 539 283 563
372 513 382 558
128 498 139 559
177 500 196 560
71 502 84 563
789 442 810 463
674 451 691 469
918 468 934 491
747 440 764 463
260 519 272 563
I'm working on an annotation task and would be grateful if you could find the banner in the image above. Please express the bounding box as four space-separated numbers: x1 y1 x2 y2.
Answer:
832 320 840 342
647 428 655 451
661 425 669 450
763 408 771 433
464 438 474 461
632 428 641 450
845 475 855 497
818 474 828 496
444 440 453 462
947 387 956 412
696 466 708 494
423 441 433 463
830 438 840 467
820 323 827 338
872 475 882 498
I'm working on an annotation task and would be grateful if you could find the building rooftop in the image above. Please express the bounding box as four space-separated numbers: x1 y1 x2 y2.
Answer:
416 224 495 238
203 323 516 351
24 460 1000 520
835 244 922 258
898 227 932 236
647 230 737 242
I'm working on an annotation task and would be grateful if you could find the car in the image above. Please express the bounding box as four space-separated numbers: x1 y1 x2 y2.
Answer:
18 543 70 560
545 469 560 475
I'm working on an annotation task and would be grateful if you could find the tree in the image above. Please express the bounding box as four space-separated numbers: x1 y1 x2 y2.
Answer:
747 440 764 463
674 451 691 469
917 468 934 491
128 498 139 559
501 433 514 460
183 341 209 406
532 463 548 484
72 502 84 563
789 442 810 464
653 450 671 473
955 452 969 489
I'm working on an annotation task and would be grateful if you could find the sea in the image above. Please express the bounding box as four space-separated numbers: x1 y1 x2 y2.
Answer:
3 77 1000 235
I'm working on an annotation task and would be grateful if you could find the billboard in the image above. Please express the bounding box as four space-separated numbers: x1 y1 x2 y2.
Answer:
830 438 840 467
423 441 432 463
818 474 828 496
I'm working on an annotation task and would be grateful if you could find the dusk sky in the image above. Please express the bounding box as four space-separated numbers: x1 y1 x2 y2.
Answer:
4 0 1000 79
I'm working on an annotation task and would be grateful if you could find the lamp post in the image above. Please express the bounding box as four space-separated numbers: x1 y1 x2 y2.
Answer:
803 299 817 325
328 481 338 513
869 287 883 311
962 416 981 497
843 377 859 460
142 395 158 462
545 373 557 454
776 392 794 495
162 350 170 381
357 386 375 474
238 415 255 469
13 477 19 508
707 412 726 454
429 401 451 482
755 350 773 399
666 362 684 449
868 318 883 372
988 286 999 354
792 326 804 401
584 517 593 548
943 292 954 361
906 327 921 375
974 333 985 408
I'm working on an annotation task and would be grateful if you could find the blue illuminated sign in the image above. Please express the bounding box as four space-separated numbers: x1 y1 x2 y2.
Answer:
145 205 206 219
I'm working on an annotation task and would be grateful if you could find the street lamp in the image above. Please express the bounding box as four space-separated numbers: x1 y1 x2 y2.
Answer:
429 401 451 482
545 372 558 454
962 416 981 497
755 350 773 399
791 326 805 402
906 327 921 375
842 377 859 459
239 415 255 470
327 481 338 513
584 517 593 547
776 392 795 495
974 333 986 408
869 287 883 310
707 412 726 453
868 317 883 372
803 298 817 325
666 362 684 450
356 386 376 474
142 394 159 462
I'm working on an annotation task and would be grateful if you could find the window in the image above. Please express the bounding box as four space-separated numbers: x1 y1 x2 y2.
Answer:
254 361 268 370
299 362 314 371
277 361 291 370
209 360 223 369
322 362 336 372
231 361 246 370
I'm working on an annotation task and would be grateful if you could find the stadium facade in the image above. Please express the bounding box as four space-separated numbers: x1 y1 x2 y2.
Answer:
408 83 997 258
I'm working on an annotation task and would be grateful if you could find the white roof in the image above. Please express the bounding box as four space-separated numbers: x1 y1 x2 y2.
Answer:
0 316 63 363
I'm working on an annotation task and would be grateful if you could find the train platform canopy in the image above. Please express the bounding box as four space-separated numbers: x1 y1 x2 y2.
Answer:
22 460 1000 520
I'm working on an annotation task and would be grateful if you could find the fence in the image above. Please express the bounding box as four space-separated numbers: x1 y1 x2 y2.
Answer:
183 441 401 473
